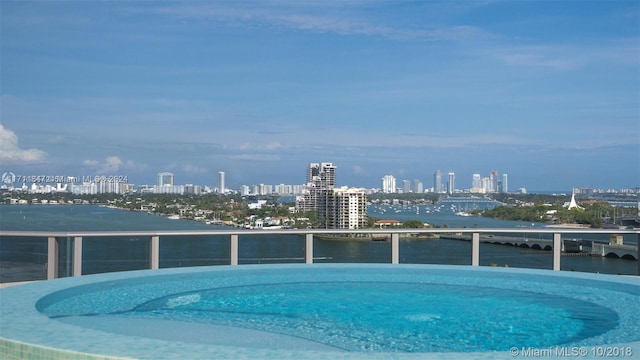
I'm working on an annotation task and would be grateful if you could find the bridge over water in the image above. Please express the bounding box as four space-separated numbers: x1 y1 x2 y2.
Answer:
440 233 638 260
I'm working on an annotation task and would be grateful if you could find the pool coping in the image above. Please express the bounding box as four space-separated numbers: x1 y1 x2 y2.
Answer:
1 264 639 359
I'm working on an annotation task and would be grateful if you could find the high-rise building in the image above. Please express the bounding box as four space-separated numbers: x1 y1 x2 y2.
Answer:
471 174 482 193
307 162 335 188
218 171 225 194
482 177 491 193
434 170 443 193
381 175 396 193
157 172 174 186
489 170 499 193
299 162 336 213
320 187 368 229
402 180 411 193
297 162 367 229
412 179 423 194
502 173 508 193
447 172 455 194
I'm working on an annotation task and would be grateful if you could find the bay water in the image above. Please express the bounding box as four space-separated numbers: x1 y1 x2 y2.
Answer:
0 204 637 282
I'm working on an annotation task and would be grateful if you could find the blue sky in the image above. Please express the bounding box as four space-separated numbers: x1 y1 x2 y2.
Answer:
1 1 638 192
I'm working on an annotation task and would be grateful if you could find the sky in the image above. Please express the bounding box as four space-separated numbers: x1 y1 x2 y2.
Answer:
1 1 638 192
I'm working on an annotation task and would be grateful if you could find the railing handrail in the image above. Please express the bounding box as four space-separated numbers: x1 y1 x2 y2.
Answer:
2 228 639 237
1 228 638 279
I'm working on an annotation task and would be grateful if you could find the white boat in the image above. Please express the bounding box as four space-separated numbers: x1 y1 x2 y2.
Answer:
455 211 472 217
167 215 180 220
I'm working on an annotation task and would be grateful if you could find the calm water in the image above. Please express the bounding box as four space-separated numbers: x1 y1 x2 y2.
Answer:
0 204 637 282
37 266 632 353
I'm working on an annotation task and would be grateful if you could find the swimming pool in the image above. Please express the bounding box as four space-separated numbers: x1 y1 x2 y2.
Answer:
1 264 639 359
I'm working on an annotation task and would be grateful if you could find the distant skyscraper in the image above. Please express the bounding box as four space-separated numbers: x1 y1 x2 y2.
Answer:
412 179 423 193
489 170 499 193
307 162 336 188
447 172 455 195
319 186 368 229
502 173 508 193
301 162 336 213
482 177 491 193
381 175 396 193
218 171 225 193
434 170 443 193
157 172 174 186
402 180 411 193
471 174 482 193
472 174 481 188
297 162 367 229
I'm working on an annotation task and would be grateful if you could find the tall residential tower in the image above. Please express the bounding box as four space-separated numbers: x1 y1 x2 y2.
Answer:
434 170 443 193
447 172 455 195
297 162 367 229
218 171 225 194
157 172 174 186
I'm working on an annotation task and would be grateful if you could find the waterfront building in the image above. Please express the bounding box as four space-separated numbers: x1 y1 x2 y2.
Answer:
153 185 184 195
381 175 396 193
434 170 443 193
412 179 423 194
489 171 498 193
259 184 273 195
482 177 491 193
157 172 174 186
298 163 336 213
447 172 455 195
307 162 336 188
275 184 292 195
297 162 367 229
402 180 411 193
218 171 225 194
471 174 482 193
502 173 508 193
184 184 201 195
70 182 97 195
320 186 368 229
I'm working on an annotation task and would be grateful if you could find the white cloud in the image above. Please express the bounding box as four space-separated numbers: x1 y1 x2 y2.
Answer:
83 156 142 174
0 124 47 162
144 3 489 41
353 165 364 174
237 141 284 151
229 154 281 161
182 164 208 174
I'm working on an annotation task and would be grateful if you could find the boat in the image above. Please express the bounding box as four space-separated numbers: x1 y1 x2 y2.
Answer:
167 215 180 220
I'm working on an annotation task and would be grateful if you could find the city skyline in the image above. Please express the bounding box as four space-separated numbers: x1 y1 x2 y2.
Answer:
1 1 638 191
3 167 637 196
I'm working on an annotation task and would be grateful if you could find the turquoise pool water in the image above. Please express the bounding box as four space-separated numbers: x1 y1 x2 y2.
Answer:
3 264 640 359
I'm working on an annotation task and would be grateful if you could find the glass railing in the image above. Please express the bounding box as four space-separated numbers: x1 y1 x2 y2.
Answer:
1 228 638 283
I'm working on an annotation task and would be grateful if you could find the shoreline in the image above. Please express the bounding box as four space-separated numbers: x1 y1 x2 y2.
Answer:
545 223 593 229
316 234 439 242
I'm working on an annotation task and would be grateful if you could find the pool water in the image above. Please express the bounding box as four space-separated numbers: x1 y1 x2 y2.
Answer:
31 264 638 356
126 282 614 352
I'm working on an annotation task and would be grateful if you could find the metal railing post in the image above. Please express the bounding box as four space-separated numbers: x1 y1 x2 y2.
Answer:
150 236 160 270
73 236 83 277
472 232 480 266
553 233 561 271
230 234 238 265
391 233 399 264
47 236 59 279
305 233 313 264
